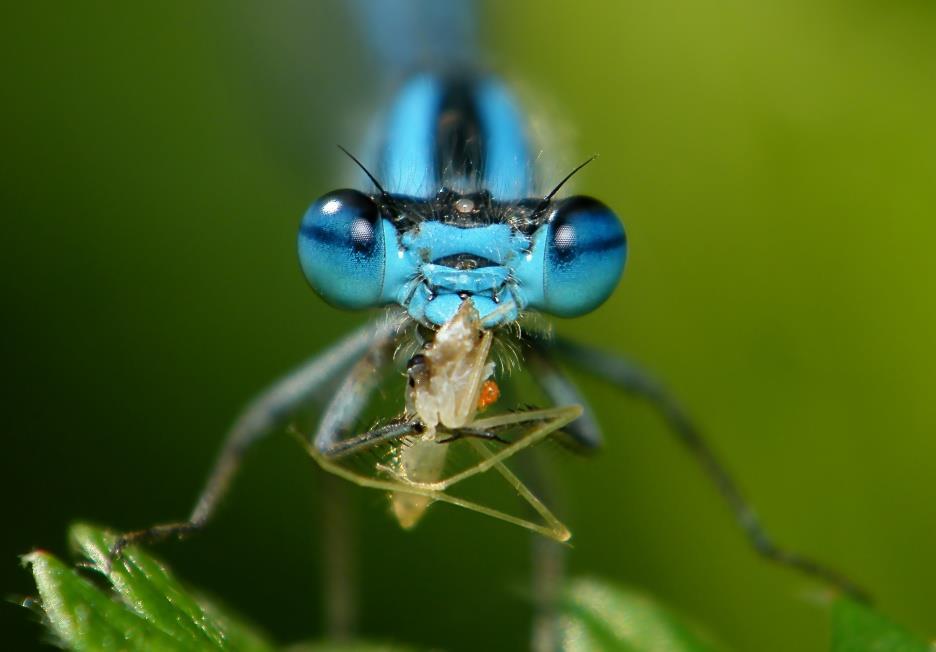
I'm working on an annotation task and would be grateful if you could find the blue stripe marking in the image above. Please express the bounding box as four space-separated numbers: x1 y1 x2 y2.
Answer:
477 79 532 199
379 75 442 197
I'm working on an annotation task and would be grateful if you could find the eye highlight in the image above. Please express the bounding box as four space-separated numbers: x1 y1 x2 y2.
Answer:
297 189 387 309
541 195 627 317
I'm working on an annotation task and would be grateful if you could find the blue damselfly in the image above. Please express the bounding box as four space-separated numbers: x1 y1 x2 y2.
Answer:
112 0 868 647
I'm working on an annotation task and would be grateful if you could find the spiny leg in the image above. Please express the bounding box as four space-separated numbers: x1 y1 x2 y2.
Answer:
541 337 870 603
109 321 395 560
311 335 418 458
437 428 510 445
320 420 423 458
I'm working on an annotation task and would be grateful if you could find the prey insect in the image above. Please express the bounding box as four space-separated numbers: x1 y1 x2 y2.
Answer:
305 299 580 542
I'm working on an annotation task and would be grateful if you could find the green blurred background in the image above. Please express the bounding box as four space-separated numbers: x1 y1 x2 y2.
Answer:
3 2 935 650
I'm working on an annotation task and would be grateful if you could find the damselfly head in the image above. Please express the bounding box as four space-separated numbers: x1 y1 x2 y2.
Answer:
298 187 627 328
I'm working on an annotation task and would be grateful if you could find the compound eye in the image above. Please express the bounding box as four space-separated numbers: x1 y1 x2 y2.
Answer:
297 189 386 309
542 196 627 316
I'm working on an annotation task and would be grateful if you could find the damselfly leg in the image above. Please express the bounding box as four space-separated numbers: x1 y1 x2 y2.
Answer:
109 322 402 639
537 336 871 603
526 345 604 452
108 322 395 560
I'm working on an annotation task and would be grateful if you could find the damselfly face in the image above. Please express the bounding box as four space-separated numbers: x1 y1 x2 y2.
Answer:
298 187 627 327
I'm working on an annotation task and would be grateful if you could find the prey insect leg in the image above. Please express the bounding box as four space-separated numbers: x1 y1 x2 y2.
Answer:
309 405 581 542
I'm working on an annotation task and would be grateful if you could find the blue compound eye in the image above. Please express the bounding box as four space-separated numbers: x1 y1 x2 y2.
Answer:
297 189 387 309
541 196 627 316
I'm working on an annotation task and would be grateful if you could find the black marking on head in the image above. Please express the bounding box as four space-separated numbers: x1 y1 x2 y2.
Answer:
383 189 544 234
432 253 499 269
298 221 377 254
435 79 485 188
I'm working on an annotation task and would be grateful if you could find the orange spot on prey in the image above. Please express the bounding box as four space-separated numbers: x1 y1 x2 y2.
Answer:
477 379 500 412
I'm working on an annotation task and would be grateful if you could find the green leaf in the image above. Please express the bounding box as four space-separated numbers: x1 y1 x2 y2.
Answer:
559 577 726 652
72 523 268 650
25 550 193 651
832 598 933 652
287 644 420 652
29 527 935 652
25 523 276 651
23 523 418 652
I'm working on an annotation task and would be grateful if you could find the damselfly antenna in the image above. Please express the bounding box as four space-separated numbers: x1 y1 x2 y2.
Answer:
337 145 398 211
532 154 599 216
